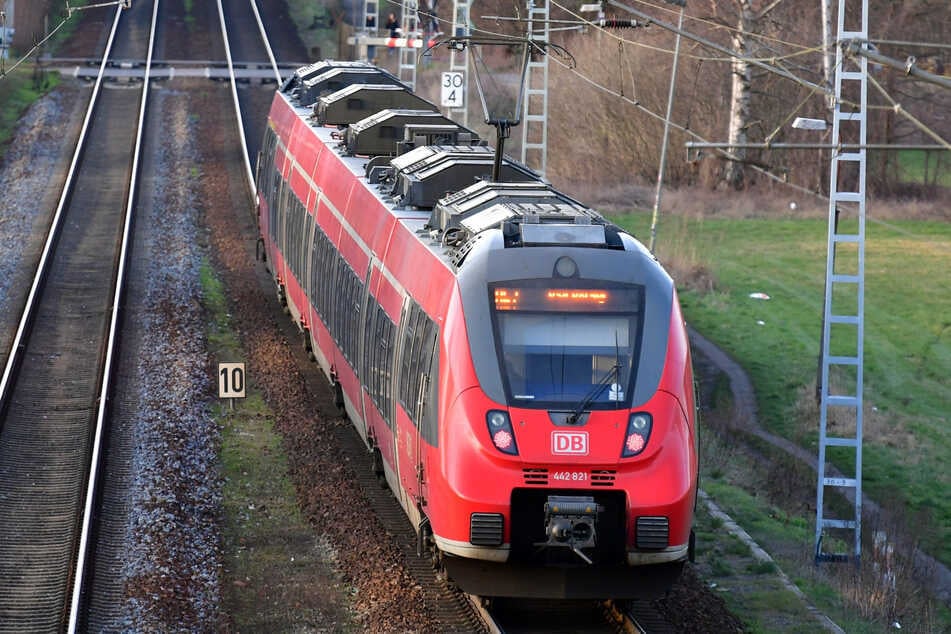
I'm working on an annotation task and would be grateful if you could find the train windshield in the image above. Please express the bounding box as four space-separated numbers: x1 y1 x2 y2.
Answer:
489 281 644 409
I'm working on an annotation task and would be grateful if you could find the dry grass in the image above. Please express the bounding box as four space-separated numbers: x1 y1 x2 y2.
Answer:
791 378 924 460
817 517 943 630
558 179 951 223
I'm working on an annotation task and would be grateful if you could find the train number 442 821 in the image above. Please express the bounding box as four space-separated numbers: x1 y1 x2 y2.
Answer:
551 471 589 482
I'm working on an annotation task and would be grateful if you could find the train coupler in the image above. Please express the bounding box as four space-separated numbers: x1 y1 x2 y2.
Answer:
536 495 603 565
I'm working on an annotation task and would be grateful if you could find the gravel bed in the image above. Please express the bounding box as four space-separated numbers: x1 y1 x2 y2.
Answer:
115 86 222 629
0 87 82 308
0 72 742 634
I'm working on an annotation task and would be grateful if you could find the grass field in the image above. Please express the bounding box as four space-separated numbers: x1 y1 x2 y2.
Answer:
0 67 59 158
610 210 951 566
894 150 951 187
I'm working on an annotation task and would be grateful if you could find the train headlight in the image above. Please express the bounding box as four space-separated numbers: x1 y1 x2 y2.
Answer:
486 410 518 455
622 413 652 457
554 256 578 278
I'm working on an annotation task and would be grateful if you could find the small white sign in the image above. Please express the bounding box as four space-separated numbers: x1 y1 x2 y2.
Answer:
441 71 465 108
218 362 246 399
552 431 589 455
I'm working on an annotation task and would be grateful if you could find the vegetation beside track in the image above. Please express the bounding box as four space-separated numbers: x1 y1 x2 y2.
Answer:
285 0 342 60
201 261 358 631
612 208 951 631
0 67 59 159
613 211 951 562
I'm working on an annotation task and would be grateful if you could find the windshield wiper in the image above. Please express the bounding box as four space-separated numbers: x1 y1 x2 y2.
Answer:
567 362 619 424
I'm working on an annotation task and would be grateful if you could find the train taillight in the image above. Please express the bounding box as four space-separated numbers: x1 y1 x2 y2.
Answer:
487 410 518 455
622 413 652 457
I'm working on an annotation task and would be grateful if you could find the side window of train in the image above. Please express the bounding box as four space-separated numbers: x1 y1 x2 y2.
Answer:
256 128 277 196
294 196 307 278
287 195 297 275
303 213 315 300
397 301 439 433
310 230 326 318
328 250 343 345
268 176 282 244
340 265 364 367
270 164 280 207
362 297 395 428
319 232 334 321
279 180 293 255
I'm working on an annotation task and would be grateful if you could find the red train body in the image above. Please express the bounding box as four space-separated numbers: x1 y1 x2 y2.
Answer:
256 61 698 599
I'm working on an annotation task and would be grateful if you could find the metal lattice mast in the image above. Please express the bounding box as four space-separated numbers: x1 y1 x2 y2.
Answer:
520 0 550 176
449 0 471 125
357 0 380 43
399 0 420 89
814 0 868 565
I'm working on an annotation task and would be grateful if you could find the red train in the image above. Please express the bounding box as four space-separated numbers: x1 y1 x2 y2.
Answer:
256 61 698 599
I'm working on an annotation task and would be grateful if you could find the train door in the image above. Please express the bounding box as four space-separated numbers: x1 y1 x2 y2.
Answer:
394 299 439 524
413 333 438 518
276 178 293 293
350 266 373 443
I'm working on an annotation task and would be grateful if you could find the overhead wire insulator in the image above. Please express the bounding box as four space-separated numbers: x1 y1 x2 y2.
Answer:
597 19 645 29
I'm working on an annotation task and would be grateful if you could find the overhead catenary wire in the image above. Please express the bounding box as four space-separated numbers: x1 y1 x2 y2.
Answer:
598 1 951 155
384 2 950 254
866 70 951 151
437 4 843 193
0 0 132 80
550 0 830 65
377 0 950 168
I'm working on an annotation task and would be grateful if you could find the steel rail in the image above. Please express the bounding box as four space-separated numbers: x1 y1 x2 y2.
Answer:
215 0 256 197
0 6 124 418
248 0 283 84
466 595 503 633
66 0 160 629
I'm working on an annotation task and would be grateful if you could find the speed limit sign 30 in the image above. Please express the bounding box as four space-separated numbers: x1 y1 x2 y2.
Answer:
441 71 465 108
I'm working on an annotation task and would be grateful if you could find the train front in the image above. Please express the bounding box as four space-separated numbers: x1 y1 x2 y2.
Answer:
432 201 698 599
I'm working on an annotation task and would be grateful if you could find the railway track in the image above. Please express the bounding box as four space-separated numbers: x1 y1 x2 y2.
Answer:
224 6 685 632
216 0 287 192
0 1 157 631
0 1 723 629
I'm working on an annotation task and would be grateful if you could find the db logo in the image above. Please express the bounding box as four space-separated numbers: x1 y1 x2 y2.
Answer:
552 431 589 455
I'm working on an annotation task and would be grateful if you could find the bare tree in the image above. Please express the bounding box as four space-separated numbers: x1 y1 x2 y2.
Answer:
703 0 792 190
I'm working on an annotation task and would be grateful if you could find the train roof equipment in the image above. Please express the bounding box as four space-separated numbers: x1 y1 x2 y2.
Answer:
384 145 540 209
282 60 377 93
298 65 403 107
427 180 624 266
315 83 438 126
343 109 476 156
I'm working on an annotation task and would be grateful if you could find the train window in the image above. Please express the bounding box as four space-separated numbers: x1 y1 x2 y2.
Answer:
363 300 395 427
340 265 364 367
315 230 331 319
255 128 275 195
269 177 282 244
310 231 323 316
489 281 644 409
303 214 315 300
397 302 439 427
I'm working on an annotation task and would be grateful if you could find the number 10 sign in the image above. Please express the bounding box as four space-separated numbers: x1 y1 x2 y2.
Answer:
441 71 465 108
218 362 246 399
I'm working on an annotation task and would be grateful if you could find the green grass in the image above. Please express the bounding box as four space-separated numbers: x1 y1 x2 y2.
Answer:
0 67 60 158
692 500 839 633
285 0 340 60
611 212 951 566
200 260 358 630
184 0 196 29
894 150 951 187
